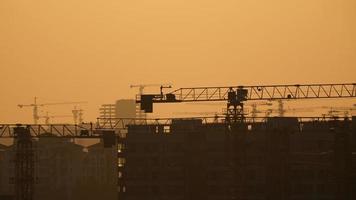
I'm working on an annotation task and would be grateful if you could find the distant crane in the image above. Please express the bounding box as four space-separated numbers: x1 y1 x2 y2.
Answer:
182 101 273 119
263 107 314 117
263 99 287 117
40 112 72 125
18 97 87 124
322 106 356 118
249 106 310 118
267 104 355 118
130 83 172 96
249 101 273 119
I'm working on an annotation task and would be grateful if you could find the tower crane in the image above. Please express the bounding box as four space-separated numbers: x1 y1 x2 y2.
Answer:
18 97 87 124
137 83 356 123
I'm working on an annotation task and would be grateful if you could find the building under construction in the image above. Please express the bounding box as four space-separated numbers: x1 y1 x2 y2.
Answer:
117 116 356 200
117 83 356 200
1 83 355 200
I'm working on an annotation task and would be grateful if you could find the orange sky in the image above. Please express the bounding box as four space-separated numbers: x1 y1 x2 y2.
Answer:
0 0 355 123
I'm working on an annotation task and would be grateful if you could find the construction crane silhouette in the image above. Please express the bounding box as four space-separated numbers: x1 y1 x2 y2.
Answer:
130 84 172 118
137 83 356 123
18 97 87 124
3 83 356 200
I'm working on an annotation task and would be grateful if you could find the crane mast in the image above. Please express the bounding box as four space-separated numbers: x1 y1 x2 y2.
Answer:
137 83 356 122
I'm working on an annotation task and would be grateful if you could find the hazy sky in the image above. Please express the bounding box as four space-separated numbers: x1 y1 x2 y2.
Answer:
0 0 355 123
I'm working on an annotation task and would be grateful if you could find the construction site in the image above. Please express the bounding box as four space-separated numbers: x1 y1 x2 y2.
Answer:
0 83 356 200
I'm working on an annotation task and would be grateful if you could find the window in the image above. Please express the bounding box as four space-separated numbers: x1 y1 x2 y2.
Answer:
118 157 126 167
164 126 170 133
155 126 159 134
118 143 125 153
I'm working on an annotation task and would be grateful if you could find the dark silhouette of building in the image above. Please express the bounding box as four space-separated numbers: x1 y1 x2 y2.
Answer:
0 134 117 200
118 117 356 200
0 144 14 200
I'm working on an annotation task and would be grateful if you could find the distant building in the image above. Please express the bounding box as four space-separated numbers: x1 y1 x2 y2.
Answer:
99 99 142 128
115 99 137 118
99 99 141 119
0 134 117 200
99 104 116 119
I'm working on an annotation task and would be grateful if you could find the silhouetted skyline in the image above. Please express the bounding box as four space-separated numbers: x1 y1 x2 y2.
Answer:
1 0 355 123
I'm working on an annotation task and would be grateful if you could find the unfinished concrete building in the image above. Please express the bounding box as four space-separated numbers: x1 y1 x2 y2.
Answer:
118 117 356 200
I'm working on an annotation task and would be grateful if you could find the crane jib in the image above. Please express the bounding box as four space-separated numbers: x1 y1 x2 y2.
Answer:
137 83 356 113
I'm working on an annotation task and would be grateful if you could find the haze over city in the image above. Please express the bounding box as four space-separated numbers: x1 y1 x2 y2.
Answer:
1 0 355 123
1 1 356 200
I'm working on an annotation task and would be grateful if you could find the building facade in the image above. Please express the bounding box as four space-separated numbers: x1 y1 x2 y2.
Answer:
119 117 356 200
